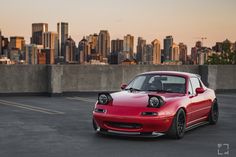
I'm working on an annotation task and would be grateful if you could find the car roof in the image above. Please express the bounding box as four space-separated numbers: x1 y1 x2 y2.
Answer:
139 71 200 78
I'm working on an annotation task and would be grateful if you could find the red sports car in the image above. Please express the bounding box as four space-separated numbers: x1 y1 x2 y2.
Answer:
92 71 219 139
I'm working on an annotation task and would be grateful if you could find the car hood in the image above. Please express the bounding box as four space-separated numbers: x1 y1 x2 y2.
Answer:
110 91 185 107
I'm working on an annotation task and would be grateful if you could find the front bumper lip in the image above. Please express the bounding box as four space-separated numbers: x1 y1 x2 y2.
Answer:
93 112 174 133
97 127 165 138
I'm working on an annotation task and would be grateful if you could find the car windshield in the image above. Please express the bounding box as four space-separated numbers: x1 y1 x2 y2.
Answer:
125 74 186 94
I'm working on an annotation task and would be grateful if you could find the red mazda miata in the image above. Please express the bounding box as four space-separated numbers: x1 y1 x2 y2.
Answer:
92 71 219 139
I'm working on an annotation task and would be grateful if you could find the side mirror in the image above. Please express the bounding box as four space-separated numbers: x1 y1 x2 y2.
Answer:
196 87 205 94
120 84 127 90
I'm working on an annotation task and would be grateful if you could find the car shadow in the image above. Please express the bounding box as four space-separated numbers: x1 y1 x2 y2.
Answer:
92 123 214 142
93 133 172 142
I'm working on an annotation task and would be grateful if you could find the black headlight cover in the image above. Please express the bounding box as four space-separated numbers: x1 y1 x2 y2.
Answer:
148 95 165 108
97 93 113 105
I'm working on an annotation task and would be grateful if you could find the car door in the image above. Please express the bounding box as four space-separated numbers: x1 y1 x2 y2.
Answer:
187 77 208 125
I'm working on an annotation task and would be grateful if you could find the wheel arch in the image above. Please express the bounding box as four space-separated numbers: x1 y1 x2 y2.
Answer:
177 107 187 122
211 98 218 108
171 106 187 124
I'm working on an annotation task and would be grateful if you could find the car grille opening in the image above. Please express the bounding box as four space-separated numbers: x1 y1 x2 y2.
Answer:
105 121 142 129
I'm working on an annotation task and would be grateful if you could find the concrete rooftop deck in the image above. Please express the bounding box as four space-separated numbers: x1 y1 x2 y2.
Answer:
0 93 235 157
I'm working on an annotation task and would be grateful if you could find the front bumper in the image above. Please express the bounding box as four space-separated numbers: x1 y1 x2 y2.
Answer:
97 128 165 137
93 112 174 133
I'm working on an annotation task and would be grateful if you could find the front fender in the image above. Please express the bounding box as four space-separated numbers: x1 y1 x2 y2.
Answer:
161 98 189 118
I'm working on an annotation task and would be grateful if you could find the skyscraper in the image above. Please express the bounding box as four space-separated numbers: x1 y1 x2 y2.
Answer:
191 47 198 64
110 39 124 64
57 22 69 58
143 44 153 64
87 34 98 53
24 44 38 64
191 41 203 64
31 23 48 45
170 43 179 61
1 37 9 56
87 34 99 60
111 39 123 53
123 34 134 59
9 37 25 63
37 45 47 64
179 43 187 64
9 36 25 51
41 49 54 64
152 39 161 64
79 38 91 64
65 37 77 63
136 37 146 63
164 36 173 60
42 32 59 59
98 30 110 61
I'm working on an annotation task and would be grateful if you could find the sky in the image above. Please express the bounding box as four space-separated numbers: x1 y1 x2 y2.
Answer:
0 0 236 51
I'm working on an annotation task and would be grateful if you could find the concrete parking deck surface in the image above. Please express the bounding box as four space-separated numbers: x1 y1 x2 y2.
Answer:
0 93 235 157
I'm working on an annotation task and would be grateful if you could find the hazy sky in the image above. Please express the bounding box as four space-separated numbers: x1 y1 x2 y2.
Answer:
1 0 236 50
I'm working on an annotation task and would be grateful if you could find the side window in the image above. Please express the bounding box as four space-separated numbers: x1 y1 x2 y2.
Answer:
190 78 201 95
188 80 193 95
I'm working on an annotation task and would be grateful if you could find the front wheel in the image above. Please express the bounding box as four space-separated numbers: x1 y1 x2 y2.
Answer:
167 108 186 139
93 119 107 133
93 118 98 131
209 100 219 125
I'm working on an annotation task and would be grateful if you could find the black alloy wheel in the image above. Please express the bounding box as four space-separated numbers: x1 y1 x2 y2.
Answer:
167 108 186 139
177 111 185 136
93 119 98 131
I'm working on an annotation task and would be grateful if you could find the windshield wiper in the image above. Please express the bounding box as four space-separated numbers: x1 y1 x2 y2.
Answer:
125 87 141 91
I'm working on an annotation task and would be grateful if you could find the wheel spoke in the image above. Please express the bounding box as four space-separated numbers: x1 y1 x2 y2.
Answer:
177 114 185 134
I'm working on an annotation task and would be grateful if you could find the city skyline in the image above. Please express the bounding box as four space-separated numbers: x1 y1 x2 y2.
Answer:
1 0 236 49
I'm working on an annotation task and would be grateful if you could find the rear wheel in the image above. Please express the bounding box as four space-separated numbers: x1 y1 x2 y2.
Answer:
167 108 186 139
209 100 219 125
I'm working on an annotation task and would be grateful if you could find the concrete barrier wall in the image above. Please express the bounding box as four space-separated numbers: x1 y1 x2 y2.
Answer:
61 65 199 92
215 65 236 92
0 65 235 95
0 65 48 94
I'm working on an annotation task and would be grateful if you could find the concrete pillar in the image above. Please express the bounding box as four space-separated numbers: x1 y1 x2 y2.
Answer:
47 65 63 96
199 65 209 87
207 65 218 90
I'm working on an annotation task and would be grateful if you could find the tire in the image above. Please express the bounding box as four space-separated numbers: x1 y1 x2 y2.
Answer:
209 100 219 125
93 118 98 131
93 119 107 133
167 108 186 139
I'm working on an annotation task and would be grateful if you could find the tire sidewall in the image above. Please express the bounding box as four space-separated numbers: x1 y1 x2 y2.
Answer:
93 118 98 131
176 109 186 138
209 101 219 124
167 108 186 139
